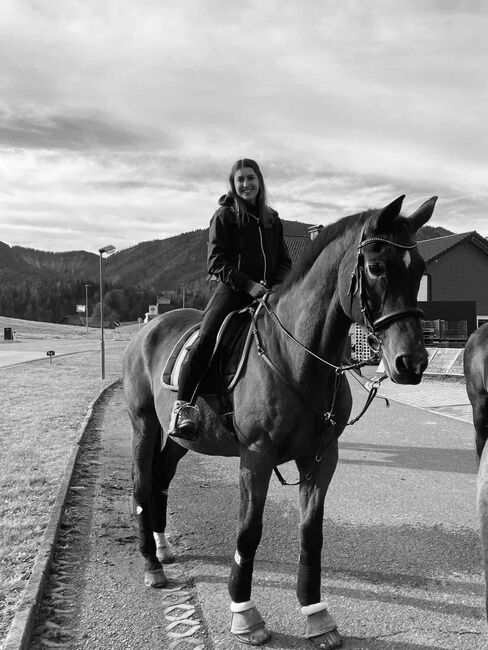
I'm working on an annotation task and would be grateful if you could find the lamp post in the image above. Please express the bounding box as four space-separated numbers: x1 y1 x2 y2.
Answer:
98 244 116 379
85 284 92 339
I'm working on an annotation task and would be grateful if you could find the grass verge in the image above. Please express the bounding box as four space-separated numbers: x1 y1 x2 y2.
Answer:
0 326 128 647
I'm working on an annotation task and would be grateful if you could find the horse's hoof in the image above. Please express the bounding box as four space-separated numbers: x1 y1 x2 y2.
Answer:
144 568 167 587
234 626 271 646
156 543 175 564
302 604 342 649
230 601 269 645
308 630 342 649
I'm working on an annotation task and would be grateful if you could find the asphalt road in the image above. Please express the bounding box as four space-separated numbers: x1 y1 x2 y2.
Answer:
30 372 485 650
0 338 101 367
0 326 136 368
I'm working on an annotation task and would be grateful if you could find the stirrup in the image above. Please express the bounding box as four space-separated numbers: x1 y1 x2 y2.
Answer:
169 401 200 440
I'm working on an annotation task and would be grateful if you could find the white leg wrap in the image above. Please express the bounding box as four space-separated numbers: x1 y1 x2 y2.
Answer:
302 602 337 639
230 599 256 613
301 601 329 616
153 532 169 547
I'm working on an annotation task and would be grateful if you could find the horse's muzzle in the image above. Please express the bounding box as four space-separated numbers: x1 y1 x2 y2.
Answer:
389 351 428 385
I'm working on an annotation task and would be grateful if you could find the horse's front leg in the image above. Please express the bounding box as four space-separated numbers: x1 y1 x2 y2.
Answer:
228 444 274 646
297 439 342 650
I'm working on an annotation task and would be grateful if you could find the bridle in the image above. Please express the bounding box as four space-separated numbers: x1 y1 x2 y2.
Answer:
348 233 424 353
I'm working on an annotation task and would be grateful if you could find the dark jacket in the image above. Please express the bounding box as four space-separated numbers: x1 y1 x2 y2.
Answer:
207 193 292 294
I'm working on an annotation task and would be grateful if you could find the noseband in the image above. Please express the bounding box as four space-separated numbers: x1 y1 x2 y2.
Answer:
348 234 424 352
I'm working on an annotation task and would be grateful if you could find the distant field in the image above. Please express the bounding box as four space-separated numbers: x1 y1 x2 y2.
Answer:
0 316 96 339
0 316 138 340
0 317 131 646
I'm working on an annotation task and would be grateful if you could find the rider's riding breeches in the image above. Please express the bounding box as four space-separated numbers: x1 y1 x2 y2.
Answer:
177 283 252 402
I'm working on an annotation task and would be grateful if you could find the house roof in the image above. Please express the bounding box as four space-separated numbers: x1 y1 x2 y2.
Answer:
284 234 311 266
418 231 488 263
285 230 488 269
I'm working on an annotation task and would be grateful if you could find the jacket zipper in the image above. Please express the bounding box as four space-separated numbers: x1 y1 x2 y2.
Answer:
257 224 267 284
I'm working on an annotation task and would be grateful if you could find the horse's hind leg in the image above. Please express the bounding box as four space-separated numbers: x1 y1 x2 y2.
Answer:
151 437 188 564
130 406 168 587
228 445 274 646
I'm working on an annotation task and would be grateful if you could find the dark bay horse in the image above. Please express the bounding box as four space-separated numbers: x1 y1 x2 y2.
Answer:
123 195 437 648
464 323 488 646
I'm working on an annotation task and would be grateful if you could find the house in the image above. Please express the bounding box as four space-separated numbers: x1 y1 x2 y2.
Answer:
284 233 311 266
418 231 488 338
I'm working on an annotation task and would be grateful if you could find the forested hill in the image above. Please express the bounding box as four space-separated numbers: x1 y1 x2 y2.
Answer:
0 221 454 323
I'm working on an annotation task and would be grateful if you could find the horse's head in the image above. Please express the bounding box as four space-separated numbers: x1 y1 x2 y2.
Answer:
341 195 437 384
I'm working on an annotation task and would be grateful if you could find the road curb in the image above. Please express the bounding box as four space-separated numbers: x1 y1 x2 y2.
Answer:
3 380 121 650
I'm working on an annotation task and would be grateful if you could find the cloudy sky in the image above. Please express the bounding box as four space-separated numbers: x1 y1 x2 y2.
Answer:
0 0 486 253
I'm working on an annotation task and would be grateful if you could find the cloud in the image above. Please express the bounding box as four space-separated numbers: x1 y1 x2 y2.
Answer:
0 0 487 251
0 108 169 150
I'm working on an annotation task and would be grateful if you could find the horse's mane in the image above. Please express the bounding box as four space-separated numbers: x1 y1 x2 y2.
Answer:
280 209 373 293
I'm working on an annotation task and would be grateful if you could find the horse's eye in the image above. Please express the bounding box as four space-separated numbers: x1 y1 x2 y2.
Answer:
367 261 385 278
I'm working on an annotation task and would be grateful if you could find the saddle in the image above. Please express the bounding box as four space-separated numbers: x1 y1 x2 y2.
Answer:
161 306 254 400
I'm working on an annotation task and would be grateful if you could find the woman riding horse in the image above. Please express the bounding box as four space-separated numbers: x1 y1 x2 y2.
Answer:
123 193 437 648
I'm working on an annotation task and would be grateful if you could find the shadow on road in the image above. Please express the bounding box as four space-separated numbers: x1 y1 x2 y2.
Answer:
339 441 476 474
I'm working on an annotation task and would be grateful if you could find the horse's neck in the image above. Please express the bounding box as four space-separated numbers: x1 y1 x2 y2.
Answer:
271 235 354 375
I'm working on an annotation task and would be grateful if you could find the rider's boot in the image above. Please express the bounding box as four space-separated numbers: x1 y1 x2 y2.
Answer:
168 400 200 441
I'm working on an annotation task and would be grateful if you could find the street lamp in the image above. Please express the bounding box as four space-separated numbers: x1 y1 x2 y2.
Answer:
98 244 116 379
85 284 92 339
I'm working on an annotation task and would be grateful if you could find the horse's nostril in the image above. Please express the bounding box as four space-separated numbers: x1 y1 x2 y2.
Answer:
395 355 409 374
395 354 427 376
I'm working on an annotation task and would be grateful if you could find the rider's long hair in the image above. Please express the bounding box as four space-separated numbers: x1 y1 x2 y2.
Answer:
228 159 274 227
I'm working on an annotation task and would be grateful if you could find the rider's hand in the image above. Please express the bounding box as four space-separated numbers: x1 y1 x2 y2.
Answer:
247 281 269 299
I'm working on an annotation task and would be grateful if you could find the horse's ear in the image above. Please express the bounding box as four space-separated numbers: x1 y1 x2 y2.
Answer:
373 195 406 231
408 196 438 232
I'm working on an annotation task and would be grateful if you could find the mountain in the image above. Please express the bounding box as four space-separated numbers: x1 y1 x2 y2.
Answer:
108 230 209 290
0 220 455 291
0 219 456 322
0 241 98 283
416 224 453 240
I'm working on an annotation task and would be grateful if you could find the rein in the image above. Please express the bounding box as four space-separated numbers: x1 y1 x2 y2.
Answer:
252 303 384 487
254 301 381 428
253 231 423 486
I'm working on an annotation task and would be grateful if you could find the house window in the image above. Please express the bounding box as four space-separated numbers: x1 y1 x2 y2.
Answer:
477 316 488 328
418 274 430 301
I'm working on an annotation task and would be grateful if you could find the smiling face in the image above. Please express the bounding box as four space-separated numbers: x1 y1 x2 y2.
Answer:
233 166 260 205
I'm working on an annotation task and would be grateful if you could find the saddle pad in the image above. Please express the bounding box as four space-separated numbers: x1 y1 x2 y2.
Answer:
161 324 200 391
160 307 254 394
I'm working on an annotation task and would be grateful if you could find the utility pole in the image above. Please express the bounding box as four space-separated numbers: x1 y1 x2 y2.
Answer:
85 284 92 339
98 244 116 379
180 283 186 308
